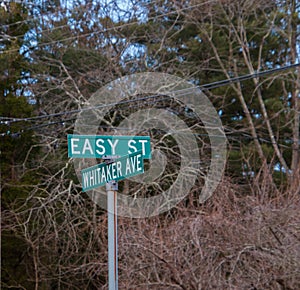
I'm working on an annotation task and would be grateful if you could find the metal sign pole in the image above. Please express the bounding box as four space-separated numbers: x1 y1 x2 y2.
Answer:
103 155 119 290
106 180 118 290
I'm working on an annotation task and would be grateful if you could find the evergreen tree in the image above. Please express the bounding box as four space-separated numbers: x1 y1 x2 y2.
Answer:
0 3 41 288
119 0 299 189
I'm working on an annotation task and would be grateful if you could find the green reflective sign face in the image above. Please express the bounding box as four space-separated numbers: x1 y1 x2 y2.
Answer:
81 151 144 192
68 135 151 159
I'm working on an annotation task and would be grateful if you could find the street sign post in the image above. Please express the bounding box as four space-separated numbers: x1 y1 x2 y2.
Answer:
68 135 151 290
68 135 151 159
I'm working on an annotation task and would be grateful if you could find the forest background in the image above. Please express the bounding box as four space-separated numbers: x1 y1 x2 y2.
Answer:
1 0 299 289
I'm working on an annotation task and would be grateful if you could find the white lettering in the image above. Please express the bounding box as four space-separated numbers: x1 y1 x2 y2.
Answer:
138 140 148 156
125 158 132 175
130 155 136 172
136 154 142 171
71 138 80 154
107 139 119 155
106 164 112 180
116 161 122 177
111 162 117 179
82 139 94 155
101 168 107 183
89 170 95 186
96 139 105 155
82 171 89 188
128 140 137 154
96 168 101 183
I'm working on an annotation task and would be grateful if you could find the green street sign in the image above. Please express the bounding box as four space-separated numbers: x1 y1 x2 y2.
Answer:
68 135 151 159
81 151 144 192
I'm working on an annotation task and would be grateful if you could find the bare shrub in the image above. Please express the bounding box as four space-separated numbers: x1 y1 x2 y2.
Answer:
118 178 300 289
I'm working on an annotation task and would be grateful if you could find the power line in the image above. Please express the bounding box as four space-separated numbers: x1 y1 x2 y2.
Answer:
1 1 67 28
1 63 298 150
200 63 300 90
1 115 294 149
1 0 211 29
1 112 293 149
3 0 297 41
1 63 298 126
0 0 217 54
1 0 142 28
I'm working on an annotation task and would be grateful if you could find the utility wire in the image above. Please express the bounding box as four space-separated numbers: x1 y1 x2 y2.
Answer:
1 63 298 125
1 63 298 149
200 63 300 90
2 115 293 149
2 113 292 149
3 0 298 44
1 0 156 28
1 0 216 54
